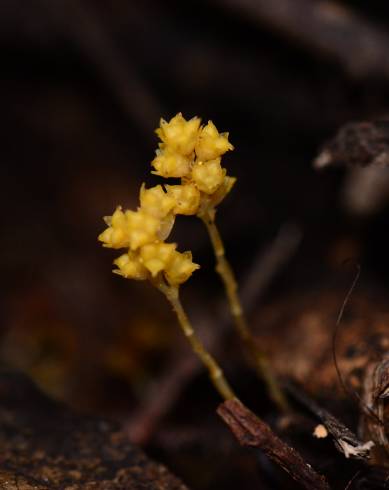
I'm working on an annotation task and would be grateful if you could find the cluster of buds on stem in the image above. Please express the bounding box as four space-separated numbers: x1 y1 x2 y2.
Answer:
152 113 236 216
98 114 243 403
98 113 235 287
98 183 199 286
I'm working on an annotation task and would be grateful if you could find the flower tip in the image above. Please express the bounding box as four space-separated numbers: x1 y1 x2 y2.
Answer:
98 228 111 244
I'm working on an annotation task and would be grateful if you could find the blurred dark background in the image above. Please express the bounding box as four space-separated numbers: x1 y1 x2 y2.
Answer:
2 1 389 487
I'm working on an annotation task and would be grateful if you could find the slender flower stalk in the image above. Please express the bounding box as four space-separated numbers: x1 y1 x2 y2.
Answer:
152 276 236 401
98 163 237 402
99 112 286 409
199 207 287 410
151 113 287 410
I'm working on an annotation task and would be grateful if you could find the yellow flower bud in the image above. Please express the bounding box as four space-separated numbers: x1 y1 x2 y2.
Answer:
156 113 201 155
98 207 130 249
111 207 127 227
140 183 175 218
113 252 148 280
140 242 176 277
164 251 200 286
98 227 126 249
195 120 234 161
152 148 191 178
125 209 160 250
166 184 201 215
191 159 225 194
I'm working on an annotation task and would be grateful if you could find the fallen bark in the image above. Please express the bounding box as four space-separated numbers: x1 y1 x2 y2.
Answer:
217 399 330 490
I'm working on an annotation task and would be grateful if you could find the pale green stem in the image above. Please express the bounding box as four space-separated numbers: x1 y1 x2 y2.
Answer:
153 276 236 401
199 208 288 411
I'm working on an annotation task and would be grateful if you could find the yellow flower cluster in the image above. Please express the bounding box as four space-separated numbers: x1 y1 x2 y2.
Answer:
152 113 236 213
99 113 234 287
98 184 199 286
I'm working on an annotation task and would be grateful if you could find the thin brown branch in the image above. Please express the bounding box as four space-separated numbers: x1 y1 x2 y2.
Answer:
213 0 389 79
285 383 374 460
218 399 330 490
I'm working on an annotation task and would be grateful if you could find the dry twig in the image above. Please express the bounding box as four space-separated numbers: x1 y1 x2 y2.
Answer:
286 383 374 460
218 398 330 490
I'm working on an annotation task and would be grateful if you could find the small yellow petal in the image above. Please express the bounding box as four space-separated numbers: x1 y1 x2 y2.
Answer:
151 149 191 178
195 120 234 161
164 250 200 286
191 159 225 194
140 183 175 218
98 227 126 249
125 210 160 250
98 206 130 249
156 113 201 155
111 206 127 227
113 252 148 280
166 184 201 215
140 242 176 277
